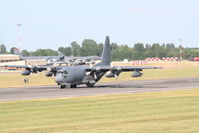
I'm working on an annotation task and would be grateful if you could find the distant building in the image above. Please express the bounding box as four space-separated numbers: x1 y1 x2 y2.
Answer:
0 54 20 62
25 59 47 66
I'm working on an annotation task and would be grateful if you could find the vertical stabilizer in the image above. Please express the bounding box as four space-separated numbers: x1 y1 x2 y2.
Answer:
13 48 22 58
96 36 111 66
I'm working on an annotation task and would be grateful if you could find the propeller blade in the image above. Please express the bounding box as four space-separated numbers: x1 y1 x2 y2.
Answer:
94 73 97 80
114 73 118 79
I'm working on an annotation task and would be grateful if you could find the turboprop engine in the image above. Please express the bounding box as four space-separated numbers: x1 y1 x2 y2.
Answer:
105 71 120 78
131 71 143 77
105 71 115 78
45 67 57 77
21 70 31 76
45 71 54 77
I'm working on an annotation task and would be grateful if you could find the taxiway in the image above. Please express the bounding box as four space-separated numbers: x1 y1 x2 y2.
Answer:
0 77 199 101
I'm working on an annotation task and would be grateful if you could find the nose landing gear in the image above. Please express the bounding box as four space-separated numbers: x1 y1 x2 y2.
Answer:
60 85 66 89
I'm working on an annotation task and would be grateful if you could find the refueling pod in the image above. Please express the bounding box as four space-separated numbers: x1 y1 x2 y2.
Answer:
131 71 143 77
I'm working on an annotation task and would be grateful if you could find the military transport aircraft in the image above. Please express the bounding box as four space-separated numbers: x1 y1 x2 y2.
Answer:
4 36 161 89
12 48 100 65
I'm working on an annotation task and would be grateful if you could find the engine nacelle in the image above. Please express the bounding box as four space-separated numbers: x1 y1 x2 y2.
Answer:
21 70 31 76
131 71 143 77
105 71 115 78
45 71 54 77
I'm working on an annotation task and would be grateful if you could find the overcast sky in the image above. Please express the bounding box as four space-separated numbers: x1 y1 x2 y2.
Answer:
0 0 199 51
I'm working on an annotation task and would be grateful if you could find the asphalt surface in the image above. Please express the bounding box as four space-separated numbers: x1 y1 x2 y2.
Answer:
0 77 199 101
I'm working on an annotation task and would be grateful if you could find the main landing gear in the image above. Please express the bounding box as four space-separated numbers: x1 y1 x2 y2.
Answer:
86 83 95 87
60 84 77 89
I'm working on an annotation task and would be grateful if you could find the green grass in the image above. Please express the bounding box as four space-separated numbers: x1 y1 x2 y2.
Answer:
0 73 56 88
0 89 199 133
101 66 199 82
1 65 199 88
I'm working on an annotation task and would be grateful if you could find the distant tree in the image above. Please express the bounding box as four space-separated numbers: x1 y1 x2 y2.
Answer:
166 43 175 49
134 43 144 52
0 44 7 54
110 43 118 50
70 41 80 56
151 43 167 58
32 49 58 56
167 49 178 57
133 43 145 59
97 43 103 56
5 37 197 60
161 43 166 49
112 45 133 61
58 47 65 55
79 39 98 56
145 43 151 49
65 47 72 56
21 50 30 56
58 46 71 56
185 49 199 59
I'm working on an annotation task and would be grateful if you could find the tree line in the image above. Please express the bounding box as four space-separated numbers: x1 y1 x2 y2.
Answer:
0 39 199 61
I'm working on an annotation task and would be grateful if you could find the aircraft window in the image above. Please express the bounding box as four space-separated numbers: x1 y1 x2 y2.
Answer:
63 71 68 78
57 71 63 73
64 71 68 74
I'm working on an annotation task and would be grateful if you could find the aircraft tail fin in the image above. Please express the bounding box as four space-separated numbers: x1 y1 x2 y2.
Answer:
58 52 65 61
13 48 22 57
96 36 111 66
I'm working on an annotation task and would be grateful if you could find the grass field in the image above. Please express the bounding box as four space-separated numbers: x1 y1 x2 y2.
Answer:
0 89 199 133
1 61 199 88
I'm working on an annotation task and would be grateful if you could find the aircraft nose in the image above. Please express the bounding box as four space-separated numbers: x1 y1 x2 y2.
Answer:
55 75 64 84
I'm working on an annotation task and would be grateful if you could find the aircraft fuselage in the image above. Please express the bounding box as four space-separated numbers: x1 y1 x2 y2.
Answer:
54 65 105 87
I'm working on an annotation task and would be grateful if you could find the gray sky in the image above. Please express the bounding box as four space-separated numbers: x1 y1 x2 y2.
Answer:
0 0 199 51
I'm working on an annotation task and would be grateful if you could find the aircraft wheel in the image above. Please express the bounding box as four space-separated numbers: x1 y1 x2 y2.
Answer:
70 84 77 88
60 85 66 89
86 83 95 87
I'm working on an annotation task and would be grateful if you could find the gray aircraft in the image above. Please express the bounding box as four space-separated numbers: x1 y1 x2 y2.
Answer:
12 48 100 65
5 36 160 89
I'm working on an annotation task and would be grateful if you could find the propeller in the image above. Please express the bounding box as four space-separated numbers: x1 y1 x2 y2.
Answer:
85 65 99 80
46 66 57 76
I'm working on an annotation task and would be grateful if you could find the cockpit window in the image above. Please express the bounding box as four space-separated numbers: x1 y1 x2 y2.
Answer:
57 70 68 78
57 70 68 74
63 71 68 74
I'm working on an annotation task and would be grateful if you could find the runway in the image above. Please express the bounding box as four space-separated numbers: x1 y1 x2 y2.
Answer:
0 77 199 101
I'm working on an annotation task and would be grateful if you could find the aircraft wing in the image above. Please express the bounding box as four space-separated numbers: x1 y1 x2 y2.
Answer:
4 65 48 70
112 66 161 71
86 65 161 72
2 65 60 74
85 65 162 78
